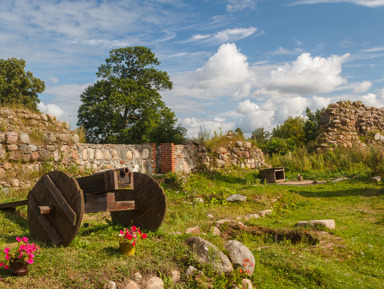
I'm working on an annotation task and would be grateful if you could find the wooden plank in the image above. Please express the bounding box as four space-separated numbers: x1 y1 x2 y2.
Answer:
42 174 77 226
0 199 28 210
28 194 62 245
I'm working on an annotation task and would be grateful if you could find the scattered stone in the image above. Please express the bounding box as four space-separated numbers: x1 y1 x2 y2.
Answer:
258 209 272 217
210 227 221 236
195 197 204 204
19 133 30 144
242 279 253 289
146 276 164 289
105 280 117 289
225 240 255 276
332 177 348 183
245 214 260 220
296 219 336 230
207 214 214 219
186 236 233 274
372 176 381 182
186 266 198 276
185 227 201 235
134 272 143 282
226 194 246 202
10 179 20 187
124 280 140 289
171 269 181 284
215 219 231 227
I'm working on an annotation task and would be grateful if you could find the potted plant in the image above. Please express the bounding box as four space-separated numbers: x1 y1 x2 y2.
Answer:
0 237 40 276
118 226 147 256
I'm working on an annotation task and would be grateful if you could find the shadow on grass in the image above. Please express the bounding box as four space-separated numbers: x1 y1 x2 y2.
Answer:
296 188 384 198
102 246 121 256
0 210 29 242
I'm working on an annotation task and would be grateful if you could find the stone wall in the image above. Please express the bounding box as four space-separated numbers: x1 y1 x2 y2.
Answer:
0 107 266 189
318 101 384 149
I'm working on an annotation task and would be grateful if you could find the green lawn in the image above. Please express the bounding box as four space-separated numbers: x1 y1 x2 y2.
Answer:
0 170 383 288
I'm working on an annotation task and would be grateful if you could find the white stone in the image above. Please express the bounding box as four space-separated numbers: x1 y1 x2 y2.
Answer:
245 214 260 220
105 281 116 289
146 276 164 289
258 209 272 217
126 151 133 160
227 194 246 202
210 227 220 236
142 148 150 159
19 133 30 144
171 269 181 284
124 280 140 289
296 219 336 230
95 149 103 160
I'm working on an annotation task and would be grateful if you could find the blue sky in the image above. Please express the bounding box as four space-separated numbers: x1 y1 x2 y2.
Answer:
1 0 384 138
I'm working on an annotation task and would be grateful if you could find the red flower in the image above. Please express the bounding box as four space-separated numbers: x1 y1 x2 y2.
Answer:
141 233 148 239
131 226 137 232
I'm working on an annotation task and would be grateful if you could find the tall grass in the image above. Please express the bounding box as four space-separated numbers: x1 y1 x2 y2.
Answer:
265 145 384 179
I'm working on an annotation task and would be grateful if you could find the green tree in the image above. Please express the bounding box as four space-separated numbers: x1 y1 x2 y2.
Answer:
77 46 186 144
304 107 325 144
251 127 271 146
272 116 306 146
0 58 45 110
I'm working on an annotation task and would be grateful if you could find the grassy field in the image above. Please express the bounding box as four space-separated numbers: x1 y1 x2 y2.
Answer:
0 169 383 288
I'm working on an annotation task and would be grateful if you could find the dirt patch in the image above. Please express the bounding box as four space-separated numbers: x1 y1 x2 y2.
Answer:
279 180 327 186
220 222 318 245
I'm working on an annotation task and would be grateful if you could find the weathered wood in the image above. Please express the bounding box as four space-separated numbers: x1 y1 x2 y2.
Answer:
111 172 166 231
0 199 28 210
42 174 77 225
77 168 133 195
85 193 135 213
28 194 62 245
27 171 84 247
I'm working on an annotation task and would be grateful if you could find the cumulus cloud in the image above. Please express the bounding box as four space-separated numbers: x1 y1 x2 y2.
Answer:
38 102 64 119
292 0 384 7
188 27 257 44
179 117 235 138
353 80 372 94
195 43 252 88
360 89 384 107
265 53 350 95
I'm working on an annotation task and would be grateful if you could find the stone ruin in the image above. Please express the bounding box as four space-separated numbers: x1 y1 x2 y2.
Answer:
317 101 384 149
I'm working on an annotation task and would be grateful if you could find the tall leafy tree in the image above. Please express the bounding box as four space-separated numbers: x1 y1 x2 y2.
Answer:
304 107 325 144
77 46 186 144
0 58 45 110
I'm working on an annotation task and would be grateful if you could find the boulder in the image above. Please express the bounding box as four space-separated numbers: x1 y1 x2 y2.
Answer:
186 236 233 274
225 240 255 276
296 219 335 230
227 194 246 202
146 276 164 289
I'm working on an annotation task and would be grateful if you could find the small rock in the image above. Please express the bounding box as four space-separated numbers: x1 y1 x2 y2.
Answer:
185 227 201 235
146 276 164 289
215 219 231 227
258 209 272 217
372 176 381 182
186 266 197 276
171 269 181 284
134 272 143 282
10 179 20 187
210 227 221 236
296 219 336 230
227 194 246 202
245 214 260 220
105 281 117 289
207 214 214 219
242 279 253 289
124 280 140 289
195 197 204 204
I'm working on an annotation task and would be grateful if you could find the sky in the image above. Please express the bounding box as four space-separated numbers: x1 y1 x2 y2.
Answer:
1 0 384 138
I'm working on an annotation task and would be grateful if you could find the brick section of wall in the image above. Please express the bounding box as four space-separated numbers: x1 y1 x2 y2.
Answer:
160 143 176 173
150 143 157 174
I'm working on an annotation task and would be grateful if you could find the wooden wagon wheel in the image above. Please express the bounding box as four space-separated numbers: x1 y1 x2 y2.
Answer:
111 172 166 231
27 171 84 247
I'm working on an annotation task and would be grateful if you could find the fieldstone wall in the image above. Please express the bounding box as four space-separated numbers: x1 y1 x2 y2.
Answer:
318 101 384 149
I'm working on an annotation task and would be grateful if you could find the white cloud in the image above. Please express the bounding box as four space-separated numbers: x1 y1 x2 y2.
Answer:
361 89 384 107
189 27 257 44
38 102 64 119
42 83 91 127
179 117 235 138
292 0 384 7
353 80 372 94
195 43 252 88
226 0 257 11
265 53 350 95
269 46 305 55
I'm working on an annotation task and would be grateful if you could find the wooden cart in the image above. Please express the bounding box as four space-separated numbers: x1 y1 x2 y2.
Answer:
0 168 166 247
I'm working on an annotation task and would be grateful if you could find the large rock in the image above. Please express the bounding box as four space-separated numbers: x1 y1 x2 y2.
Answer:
225 240 255 276
186 236 233 274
